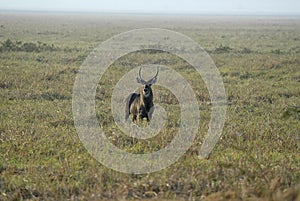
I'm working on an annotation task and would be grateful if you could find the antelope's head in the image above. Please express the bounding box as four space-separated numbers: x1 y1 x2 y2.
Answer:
136 67 159 98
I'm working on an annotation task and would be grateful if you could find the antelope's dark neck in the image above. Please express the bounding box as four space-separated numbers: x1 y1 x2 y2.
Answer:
141 91 153 104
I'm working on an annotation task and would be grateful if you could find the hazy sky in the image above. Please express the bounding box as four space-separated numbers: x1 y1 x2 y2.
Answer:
1 0 300 15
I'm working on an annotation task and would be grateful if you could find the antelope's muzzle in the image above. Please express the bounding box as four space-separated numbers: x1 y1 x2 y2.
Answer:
143 85 150 95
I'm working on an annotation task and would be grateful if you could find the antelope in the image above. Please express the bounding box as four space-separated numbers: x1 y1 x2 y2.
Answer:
125 67 159 122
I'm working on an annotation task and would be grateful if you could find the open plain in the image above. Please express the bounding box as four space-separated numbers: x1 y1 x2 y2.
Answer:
0 12 299 200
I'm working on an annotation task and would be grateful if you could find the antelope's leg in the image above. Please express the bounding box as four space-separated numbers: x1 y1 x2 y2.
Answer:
132 114 137 122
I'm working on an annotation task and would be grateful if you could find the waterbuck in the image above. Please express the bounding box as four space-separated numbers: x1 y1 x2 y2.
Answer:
125 67 159 122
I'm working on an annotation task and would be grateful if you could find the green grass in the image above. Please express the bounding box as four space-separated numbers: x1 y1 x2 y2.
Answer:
0 12 299 200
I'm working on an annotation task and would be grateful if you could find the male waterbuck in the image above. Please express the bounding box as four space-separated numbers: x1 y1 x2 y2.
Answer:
125 67 159 122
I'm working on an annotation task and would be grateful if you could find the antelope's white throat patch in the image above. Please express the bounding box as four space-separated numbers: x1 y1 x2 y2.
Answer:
144 91 150 97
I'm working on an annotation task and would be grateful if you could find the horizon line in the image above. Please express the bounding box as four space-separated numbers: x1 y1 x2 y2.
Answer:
1 9 300 17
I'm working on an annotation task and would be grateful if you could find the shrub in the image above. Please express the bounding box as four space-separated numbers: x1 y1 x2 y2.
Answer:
214 44 232 53
0 39 59 52
239 47 252 54
271 49 283 54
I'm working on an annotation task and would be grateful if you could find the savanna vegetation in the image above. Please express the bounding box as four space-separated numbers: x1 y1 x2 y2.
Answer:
0 12 299 200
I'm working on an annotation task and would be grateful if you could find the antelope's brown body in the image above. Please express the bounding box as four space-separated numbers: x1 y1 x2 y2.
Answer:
125 67 158 122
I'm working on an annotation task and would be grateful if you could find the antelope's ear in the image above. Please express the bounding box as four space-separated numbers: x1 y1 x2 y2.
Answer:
148 77 157 85
137 76 147 85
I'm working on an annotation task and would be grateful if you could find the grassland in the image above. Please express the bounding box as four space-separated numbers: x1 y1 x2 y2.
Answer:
0 12 299 200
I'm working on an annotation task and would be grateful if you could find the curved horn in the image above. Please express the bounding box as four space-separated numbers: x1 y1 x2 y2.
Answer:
136 67 147 84
148 67 159 85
